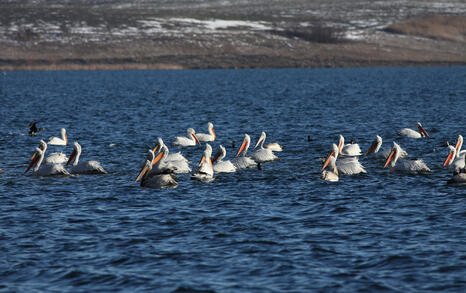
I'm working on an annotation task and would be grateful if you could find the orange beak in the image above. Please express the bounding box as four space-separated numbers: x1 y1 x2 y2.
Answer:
25 154 40 173
384 149 396 168
443 152 454 167
235 140 248 158
66 149 77 167
417 125 430 138
192 134 200 145
151 151 165 166
321 152 335 171
152 144 160 153
212 128 216 139
364 141 378 156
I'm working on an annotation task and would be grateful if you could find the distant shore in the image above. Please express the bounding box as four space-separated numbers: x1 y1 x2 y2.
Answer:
0 3 464 71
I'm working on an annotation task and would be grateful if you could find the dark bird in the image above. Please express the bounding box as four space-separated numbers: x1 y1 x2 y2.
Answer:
28 121 45 136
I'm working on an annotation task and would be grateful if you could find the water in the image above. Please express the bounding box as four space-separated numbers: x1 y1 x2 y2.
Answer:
0 67 465 292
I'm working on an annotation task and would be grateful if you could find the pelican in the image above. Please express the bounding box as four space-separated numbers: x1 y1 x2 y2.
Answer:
31 140 68 164
321 155 339 182
265 142 283 152
326 143 366 175
453 135 466 157
154 144 191 174
191 143 214 182
251 131 278 163
48 128 68 145
364 135 408 159
212 145 236 173
25 146 70 176
135 149 178 188
399 122 430 138
231 134 257 169
66 142 107 174
384 142 430 174
442 145 465 173
196 122 216 142
153 137 189 165
338 135 362 156
172 128 200 147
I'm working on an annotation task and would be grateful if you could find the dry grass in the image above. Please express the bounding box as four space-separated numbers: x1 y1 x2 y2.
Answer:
384 15 466 42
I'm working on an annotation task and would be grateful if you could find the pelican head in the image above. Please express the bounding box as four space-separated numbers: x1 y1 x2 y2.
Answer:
187 128 200 145
338 135 345 152
443 145 457 167
25 147 44 173
455 135 463 157
384 142 401 168
416 122 430 138
235 134 251 157
66 141 82 166
207 122 216 139
153 137 165 153
254 131 266 150
61 128 68 145
212 145 226 163
365 135 382 156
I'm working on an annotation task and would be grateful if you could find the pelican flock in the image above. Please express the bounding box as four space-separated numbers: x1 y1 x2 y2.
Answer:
15 121 465 186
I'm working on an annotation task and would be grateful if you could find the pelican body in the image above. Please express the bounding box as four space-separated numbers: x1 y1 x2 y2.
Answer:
196 122 216 142
365 135 408 160
326 144 366 175
231 134 257 169
338 135 362 156
153 138 191 173
32 140 68 164
251 131 279 163
212 145 236 173
399 122 430 138
172 128 200 147
384 142 430 174
135 150 178 188
48 128 68 145
66 142 107 174
25 147 70 176
191 144 214 182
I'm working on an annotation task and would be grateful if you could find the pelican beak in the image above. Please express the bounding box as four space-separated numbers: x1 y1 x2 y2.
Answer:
66 149 77 166
209 157 213 169
64 133 68 145
30 144 45 160
254 135 264 150
338 140 343 152
443 151 454 167
417 125 430 138
151 151 165 166
455 138 462 152
321 152 335 171
134 163 150 183
364 141 378 156
384 149 396 168
192 133 200 145
25 154 40 173
235 139 248 158
212 128 216 139
152 144 160 153
212 150 221 163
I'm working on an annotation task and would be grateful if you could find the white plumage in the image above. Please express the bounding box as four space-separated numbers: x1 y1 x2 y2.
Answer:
338 135 362 156
135 149 178 188
196 122 216 142
384 142 430 174
231 134 257 169
251 131 279 163
212 145 236 173
25 146 70 176
48 128 68 145
66 142 107 174
364 135 408 160
398 122 430 138
191 144 214 182
172 128 200 147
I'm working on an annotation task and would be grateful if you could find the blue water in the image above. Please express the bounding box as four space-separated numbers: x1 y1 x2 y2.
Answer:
0 67 465 292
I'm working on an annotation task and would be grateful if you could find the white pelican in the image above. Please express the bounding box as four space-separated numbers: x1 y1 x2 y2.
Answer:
231 134 257 169
384 142 430 174
48 128 68 145
212 145 236 173
251 131 278 163
326 144 366 175
135 150 178 188
153 138 189 165
31 140 68 164
265 142 283 152
338 135 362 156
25 146 70 176
196 122 216 142
364 135 408 160
321 155 339 182
154 144 191 174
442 145 465 173
399 122 430 138
191 143 214 182
453 134 466 157
172 128 200 147
66 142 107 174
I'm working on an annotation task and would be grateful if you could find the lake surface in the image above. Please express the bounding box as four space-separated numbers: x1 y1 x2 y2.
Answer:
0 67 465 292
